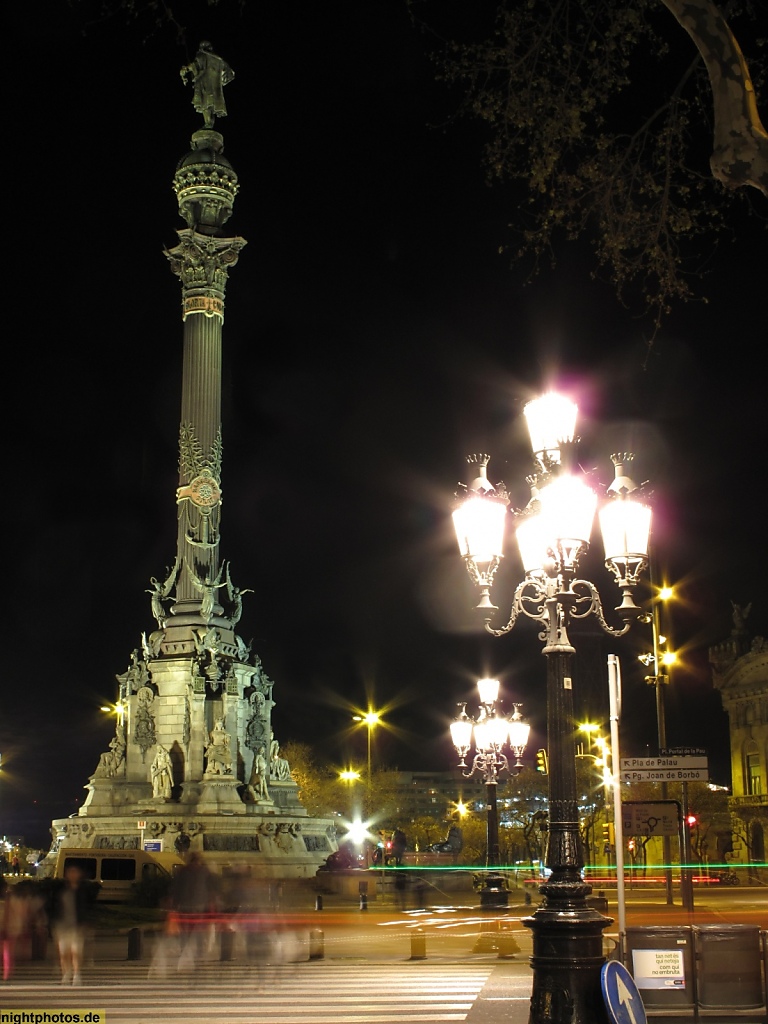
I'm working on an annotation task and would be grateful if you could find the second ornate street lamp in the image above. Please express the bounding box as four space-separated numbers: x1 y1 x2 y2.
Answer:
450 678 531 907
452 393 652 1024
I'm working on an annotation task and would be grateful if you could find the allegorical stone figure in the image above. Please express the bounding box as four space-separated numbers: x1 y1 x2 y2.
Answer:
180 42 235 129
269 739 291 781
151 745 174 800
133 686 157 759
245 691 267 752
93 730 126 779
731 600 752 632
245 747 270 802
204 718 233 775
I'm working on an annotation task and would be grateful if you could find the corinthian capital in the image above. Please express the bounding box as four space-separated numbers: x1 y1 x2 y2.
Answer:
165 229 247 321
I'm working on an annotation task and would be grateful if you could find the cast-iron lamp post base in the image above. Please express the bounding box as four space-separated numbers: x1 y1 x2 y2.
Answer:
524 880 612 1024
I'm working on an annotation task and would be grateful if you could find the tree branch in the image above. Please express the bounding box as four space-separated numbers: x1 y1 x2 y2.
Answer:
660 0 768 194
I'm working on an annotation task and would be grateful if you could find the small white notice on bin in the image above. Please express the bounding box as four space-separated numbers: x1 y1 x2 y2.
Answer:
632 949 686 989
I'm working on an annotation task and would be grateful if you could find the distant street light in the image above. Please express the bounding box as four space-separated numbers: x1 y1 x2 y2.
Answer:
450 392 652 1023
577 723 614 867
450 678 530 906
352 709 382 866
352 710 382 801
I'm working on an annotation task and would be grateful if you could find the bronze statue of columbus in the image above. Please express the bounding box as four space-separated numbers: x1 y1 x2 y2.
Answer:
180 42 234 129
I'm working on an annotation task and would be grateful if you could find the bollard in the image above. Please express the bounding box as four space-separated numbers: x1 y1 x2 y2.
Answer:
127 927 142 961
220 928 235 961
315 895 323 911
309 928 325 960
524 891 532 905
359 893 368 911
497 926 520 959
410 928 427 960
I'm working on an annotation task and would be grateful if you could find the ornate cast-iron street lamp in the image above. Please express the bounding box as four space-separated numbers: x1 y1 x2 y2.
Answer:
450 678 530 907
452 393 652 1024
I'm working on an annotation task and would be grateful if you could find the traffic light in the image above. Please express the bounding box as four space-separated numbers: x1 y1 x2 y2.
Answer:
686 814 698 828
628 837 636 853
536 749 549 774
602 822 615 849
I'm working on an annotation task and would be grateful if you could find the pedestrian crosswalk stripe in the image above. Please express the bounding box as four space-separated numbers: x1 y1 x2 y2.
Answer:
1 964 494 1023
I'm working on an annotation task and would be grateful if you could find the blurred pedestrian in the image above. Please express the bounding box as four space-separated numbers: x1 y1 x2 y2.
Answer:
414 877 427 910
394 871 408 911
2 880 48 976
170 852 218 967
50 864 93 986
0 874 10 980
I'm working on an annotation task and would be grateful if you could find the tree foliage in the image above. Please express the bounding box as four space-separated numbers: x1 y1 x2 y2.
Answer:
499 767 549 864
427 0 767 332
280 742 411 829
280 741 340 819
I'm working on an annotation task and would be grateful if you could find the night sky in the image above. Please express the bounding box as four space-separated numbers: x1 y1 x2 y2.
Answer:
3 1 766 847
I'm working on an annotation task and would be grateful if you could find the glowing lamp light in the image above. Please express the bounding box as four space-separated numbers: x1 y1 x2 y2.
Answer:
524 393 578 465
453 494 507 565
538 474 598 566
599 495 652 565
477 678 500 705
346 819 371 846
508 707 531 755
515 511 552 576
475 714 510 752
450 714 473 758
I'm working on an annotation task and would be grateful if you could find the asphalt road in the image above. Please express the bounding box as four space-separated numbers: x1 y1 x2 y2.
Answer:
2 886 768 1023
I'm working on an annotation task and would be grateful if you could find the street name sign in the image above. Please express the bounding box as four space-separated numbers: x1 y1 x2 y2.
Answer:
622 769 709 782
620 756 709 783
620 758 708 770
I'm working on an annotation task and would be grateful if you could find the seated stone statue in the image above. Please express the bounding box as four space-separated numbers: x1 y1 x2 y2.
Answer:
205 718 233 775
93 733 125 779
269 739 291 781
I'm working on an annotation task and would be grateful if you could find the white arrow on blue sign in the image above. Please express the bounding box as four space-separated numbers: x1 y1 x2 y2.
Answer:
601 960 647 1024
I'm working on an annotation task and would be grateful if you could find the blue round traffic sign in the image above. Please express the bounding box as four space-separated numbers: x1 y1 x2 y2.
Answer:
601 960 647 1024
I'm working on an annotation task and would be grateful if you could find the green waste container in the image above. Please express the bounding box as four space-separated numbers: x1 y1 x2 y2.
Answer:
694 924 764 1010
626 925 694 1009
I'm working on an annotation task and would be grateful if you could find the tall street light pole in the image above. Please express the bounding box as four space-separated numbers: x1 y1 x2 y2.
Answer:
352 710 382 857
450 679 530 907
640 585 677 905
451 393 652 1024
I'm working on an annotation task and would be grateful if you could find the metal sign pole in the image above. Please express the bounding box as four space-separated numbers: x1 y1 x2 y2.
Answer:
607 654 627 961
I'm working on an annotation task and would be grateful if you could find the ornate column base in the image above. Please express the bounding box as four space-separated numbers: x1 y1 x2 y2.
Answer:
523 886 612 1024
187 777 245 814
81 778 149 815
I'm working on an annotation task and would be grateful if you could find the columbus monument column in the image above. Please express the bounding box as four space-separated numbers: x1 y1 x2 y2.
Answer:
42 45 336 875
